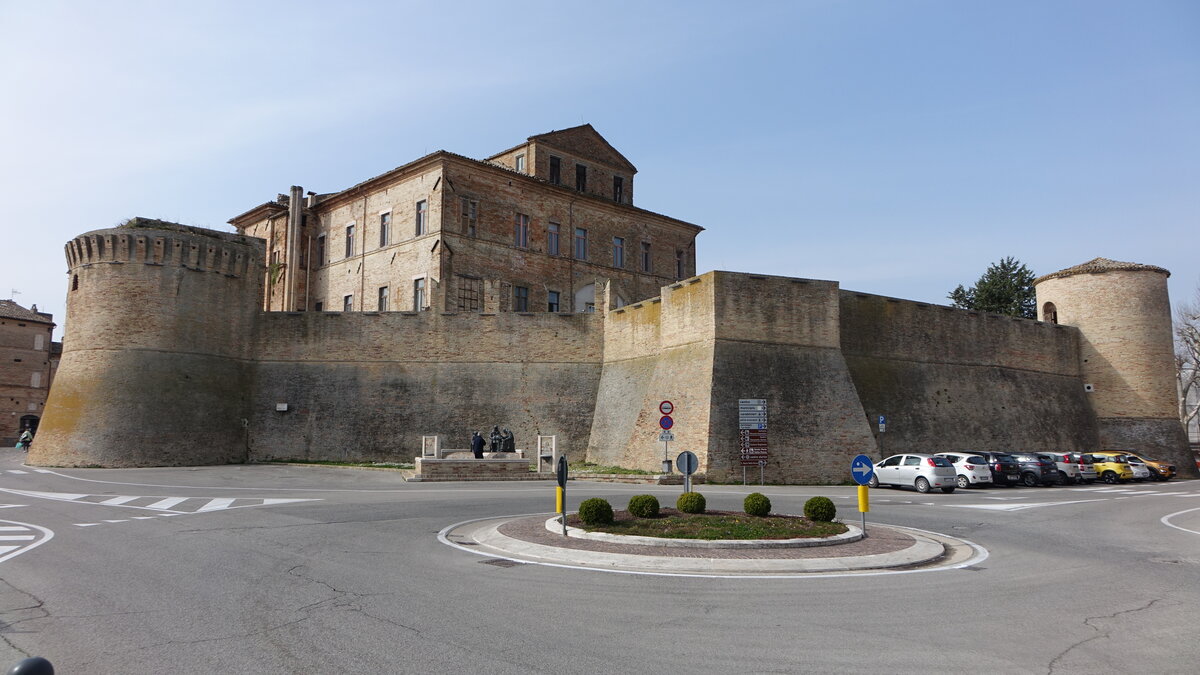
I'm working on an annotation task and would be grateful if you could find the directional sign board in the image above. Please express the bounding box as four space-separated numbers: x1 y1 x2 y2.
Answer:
676 450 698 476
659 415 674 430
658 431 675 442
851 454 875 485
660 400 674 415
738 399 769 467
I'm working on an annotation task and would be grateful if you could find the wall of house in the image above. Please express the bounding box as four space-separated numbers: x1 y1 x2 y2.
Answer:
839 292 1099 455
0 315 55 445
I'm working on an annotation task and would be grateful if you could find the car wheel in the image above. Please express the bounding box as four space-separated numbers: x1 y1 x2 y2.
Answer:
915 477 931 493
956 475 970 489
1022 472 1039 487
1103 471 1118 484
941 487 955 493
867 475 879 488
1058 471 1075 485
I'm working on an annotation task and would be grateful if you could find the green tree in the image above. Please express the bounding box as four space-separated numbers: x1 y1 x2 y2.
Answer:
948 256 1037 318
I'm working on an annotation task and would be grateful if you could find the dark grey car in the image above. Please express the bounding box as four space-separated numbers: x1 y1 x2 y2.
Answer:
1010 452 1060 487
976 451 1022 487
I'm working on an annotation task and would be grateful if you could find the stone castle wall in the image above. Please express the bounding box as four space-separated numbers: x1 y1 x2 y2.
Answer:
839 292 1100 454
32 225 264 466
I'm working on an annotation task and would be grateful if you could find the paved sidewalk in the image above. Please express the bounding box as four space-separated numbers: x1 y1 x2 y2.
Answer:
441 514 985 576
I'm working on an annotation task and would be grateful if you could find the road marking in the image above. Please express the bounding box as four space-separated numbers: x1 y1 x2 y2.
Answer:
0 535 35 541
33 469 53 473
75 523 100 527
1161 507 1200 536
944 499 1106 512
0 520 53 564
100 496 141 505
7 470 28 474
144 497 188 510
0 526 27 531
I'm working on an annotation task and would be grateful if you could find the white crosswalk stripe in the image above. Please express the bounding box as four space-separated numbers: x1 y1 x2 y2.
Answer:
0 487 319 515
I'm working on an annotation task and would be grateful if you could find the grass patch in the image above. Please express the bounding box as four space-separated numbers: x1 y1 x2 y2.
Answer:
264 459 414 470
569 461 656 475
569 509 848 540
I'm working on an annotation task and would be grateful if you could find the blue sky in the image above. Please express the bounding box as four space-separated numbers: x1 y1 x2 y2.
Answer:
3 0 1197 335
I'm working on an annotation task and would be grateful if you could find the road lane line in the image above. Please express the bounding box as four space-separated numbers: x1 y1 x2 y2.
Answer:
100 496 141 505
196 498 236 512
1161 507 1200 536
0 526 28 531
0 535 35 541
0 520 53 564
144 497 188 510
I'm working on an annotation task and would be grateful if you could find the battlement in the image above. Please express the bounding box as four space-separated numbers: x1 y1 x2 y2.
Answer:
65 223 262 278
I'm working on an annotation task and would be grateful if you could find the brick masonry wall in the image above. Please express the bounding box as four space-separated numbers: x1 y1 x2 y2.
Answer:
247 311 604 462
30 226 264 467
0 318 55 445
840 291 1100 455
1036 270 1192 474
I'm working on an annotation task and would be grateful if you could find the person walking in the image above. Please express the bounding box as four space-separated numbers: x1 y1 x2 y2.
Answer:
471 431 485 459
17 429 33 452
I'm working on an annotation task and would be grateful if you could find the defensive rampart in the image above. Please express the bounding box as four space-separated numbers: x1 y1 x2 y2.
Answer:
32 223 264 466
248 311 603 461
839 292 1099 454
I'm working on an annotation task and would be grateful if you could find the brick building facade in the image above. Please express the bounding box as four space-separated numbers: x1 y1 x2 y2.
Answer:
1 300 58 445
228 125 702 315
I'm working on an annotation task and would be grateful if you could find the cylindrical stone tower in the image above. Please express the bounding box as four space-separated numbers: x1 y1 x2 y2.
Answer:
1034 257 1194 477
31 220 265 467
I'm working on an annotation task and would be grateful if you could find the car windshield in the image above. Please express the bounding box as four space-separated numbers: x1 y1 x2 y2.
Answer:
930 457 952 467
993 454 1015 462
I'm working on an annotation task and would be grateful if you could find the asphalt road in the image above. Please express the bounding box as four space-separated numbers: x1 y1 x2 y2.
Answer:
0 449 1197 674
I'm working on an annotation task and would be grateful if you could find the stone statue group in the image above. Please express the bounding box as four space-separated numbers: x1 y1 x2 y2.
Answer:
471 426 515 458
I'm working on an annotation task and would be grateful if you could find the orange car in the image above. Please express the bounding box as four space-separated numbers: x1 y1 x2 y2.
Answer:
1123 452 1176 481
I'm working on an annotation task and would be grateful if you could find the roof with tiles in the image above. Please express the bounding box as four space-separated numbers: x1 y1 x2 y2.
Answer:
0 300 54 324
1034 257 1170 284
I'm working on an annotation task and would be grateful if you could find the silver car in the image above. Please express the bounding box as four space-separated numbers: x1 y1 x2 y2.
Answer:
869 454 957 493
1125 456 1152 481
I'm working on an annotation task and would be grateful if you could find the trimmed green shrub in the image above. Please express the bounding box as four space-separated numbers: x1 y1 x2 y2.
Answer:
627 494 660 518
578 497 614 526
743 492 771 517
804 496 836 522
676 492 707 514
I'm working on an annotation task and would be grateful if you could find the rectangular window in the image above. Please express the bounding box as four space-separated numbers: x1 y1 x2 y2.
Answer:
34 334 44 350
299 236 308 269
457 275 482 311
314 301 324 312
549 156 561 184
31 372 42 388
460 198 477 236
640 241 652 273
574 227 588 260
379 212 391 247
415 200 427 235
613 176 624 203
613 237 624 268
343 294 353 312
345 224 355 258
547 222 560 256
316 235 326 266
413 278 426 310
575 164 587 192
514 153 526 173
548 290 560 313
514 213 530 248
378 286 390 312
675 249 684 279
514 285 529 312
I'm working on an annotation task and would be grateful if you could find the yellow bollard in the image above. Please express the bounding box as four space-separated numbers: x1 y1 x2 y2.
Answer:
858 484 869 512
556 486 564 514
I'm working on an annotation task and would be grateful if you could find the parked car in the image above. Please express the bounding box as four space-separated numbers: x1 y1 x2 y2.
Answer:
1044 451 1085 485
1086 452 1134 483
975 451 1022 487
868 454 957 493
934 452 993 489
1122 452 1176 481
1124 457 1152 481
1073 452 1098 483
1009 452 1060 487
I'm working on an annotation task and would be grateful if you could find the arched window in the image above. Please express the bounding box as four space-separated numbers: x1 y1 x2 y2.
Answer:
1043 302 1058 324
72 275 79 291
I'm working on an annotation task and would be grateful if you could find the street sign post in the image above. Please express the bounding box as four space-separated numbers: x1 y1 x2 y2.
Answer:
738 399 768 484
556 455 568 535
658 404 677 473
677 450 698 493
658 431 675 442
877 414 887 433
850 454 874 537
659 400 674 415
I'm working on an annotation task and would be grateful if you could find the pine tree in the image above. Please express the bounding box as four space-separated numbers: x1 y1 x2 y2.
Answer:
948 257 1036 318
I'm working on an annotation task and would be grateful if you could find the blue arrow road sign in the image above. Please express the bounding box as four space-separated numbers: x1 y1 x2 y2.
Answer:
851 454 875 485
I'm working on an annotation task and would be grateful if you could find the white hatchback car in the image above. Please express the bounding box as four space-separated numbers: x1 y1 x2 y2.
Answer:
1044 451 1084 485
1125 457 1152 481
869 454 957 493
935 453 994 489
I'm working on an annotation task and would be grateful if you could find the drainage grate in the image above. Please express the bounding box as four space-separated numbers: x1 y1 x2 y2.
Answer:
480 558 524 568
